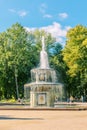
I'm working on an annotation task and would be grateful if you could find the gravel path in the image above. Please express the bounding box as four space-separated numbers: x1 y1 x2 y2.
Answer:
0 110 87 130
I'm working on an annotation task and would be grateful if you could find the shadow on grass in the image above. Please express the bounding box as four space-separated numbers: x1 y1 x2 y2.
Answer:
0 116 44 120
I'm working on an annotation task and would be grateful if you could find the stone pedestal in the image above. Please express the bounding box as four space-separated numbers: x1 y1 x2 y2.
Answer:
24 82 64 107
30 92 50 107
30 91 56 107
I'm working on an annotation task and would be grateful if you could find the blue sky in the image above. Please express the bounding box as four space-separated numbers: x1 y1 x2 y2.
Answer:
0 0 87 43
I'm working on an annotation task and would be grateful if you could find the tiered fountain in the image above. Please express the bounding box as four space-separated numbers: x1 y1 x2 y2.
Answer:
24 37 65 107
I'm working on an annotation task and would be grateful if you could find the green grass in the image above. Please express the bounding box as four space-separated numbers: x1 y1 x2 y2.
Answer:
0 98 17 103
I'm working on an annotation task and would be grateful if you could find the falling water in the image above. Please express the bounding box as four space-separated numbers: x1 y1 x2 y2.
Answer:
40 36 49 69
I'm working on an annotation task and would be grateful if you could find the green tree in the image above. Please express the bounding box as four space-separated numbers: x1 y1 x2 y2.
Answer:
0 23 38 99
49 43 67 99
63 25 87 99
0 23 56 100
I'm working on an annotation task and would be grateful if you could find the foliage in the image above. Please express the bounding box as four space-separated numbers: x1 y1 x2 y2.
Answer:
1 23 87 101
0 23 56 100
63 25 87 98
0 23 38 99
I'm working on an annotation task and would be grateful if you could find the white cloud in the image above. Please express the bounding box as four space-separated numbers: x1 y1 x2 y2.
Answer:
40 3 47 14
40 3 53 19
9 8 28 17
25 27 36 32
41 3 47 9
59 13 68 19
40 22 71 43
9 9 16 13
18 11 28 17
25 22 71 44
43 14 52 18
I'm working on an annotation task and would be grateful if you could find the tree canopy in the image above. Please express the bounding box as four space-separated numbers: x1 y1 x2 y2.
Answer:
0 23 87 101
63 25 87 98
0 23 57 100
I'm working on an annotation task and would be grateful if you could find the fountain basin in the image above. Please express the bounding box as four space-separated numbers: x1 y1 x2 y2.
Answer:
24 82 65 107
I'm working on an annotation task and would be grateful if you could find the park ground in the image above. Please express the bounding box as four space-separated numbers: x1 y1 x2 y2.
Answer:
0 110 87 130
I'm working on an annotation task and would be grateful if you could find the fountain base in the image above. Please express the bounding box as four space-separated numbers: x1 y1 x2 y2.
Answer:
24 82 65 107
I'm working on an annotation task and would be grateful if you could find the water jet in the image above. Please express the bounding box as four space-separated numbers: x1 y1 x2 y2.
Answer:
24 37 65 107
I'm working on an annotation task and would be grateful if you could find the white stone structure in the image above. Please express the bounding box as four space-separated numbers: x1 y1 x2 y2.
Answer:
24 37 65 107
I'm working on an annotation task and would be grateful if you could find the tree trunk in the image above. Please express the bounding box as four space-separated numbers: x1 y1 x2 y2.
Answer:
14 66 19 99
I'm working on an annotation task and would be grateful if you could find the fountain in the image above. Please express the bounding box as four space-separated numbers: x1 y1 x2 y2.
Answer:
24 37 65 107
